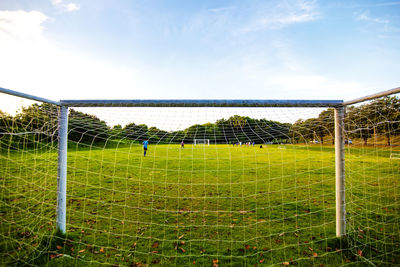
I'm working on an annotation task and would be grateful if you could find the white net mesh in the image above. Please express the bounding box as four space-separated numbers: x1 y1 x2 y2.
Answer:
0 94 399 266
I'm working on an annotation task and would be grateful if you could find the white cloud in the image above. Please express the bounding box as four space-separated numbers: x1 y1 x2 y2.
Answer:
63 3 80 12
356 12 389 24
0 10 47 42
0 10 143 115
237 0 319 34
51 0 80 12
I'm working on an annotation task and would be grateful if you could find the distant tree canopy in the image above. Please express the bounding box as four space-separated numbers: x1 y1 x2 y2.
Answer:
68 109 109 144
290 96 399 145
0 95 398 149
345 96 400 145
289 108 335 144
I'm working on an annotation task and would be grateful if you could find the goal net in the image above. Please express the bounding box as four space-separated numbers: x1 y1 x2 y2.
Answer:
0 92 399 266
194 139 210 146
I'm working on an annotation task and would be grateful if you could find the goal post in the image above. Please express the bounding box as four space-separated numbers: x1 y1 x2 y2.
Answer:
194 139 210 146
334 106 346 237
57 105 68 235
1 86 399 266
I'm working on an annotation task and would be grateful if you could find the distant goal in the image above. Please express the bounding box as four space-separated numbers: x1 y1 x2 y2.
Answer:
391 150 400 159
194 138 210 146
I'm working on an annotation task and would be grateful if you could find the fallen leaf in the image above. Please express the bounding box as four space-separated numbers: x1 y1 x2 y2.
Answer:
213 259 219 264
151 251 158 254
313 252 318 257
178 234 184 239
132 242 137 247
99 247 105 253
259 259 265 263
79 249 85 253
179 247 185 253
180 241 185 245
245 245 250 250
152 242 159 248
308 247 313 251
357 249 363 257
56 245 62 250
283 262 290 265
192 261 196 264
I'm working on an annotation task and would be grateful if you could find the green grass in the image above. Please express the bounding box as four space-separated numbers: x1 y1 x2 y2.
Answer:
1 144 399 266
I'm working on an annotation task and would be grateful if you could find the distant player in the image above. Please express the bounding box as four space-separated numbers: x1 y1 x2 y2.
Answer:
181 140 184 148
143 140 148 156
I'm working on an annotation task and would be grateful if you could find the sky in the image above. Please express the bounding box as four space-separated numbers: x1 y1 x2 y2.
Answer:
0 0 399 130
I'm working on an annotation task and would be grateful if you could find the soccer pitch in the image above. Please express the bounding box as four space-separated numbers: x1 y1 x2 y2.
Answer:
1 144 399 266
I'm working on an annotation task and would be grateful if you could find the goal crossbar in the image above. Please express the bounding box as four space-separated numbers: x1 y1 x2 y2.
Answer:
60 99 343 107
3 86 400 108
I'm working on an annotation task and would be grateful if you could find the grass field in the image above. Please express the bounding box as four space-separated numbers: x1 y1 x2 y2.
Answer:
1 144 399 266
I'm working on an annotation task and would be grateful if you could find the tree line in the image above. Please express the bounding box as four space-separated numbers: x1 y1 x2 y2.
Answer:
290 96 399 145
0 96 398 148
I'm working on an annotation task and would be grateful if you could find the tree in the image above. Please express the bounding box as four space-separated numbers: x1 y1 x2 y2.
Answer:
68 109 110 144
168 130 186 144
289 120 304 144
0 110 14 136
184 124 205 143
318 108 335 144
345 105 373 145
123 123 148 142
368 96 400 146
148 126 169 144
15 103 59 143
110 124 124 140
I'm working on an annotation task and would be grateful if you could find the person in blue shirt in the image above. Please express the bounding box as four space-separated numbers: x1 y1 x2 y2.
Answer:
143 140 148 156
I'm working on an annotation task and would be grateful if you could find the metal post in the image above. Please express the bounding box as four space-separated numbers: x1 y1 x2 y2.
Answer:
334 106 346 237
57 105 68 234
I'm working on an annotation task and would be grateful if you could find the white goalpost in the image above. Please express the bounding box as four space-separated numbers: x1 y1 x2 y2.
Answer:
194 139 210 146
0 86 399 266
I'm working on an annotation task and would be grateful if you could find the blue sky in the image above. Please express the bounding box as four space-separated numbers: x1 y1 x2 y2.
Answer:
0 0 399 122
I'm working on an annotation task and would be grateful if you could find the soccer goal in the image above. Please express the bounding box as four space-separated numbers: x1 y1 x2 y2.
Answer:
391 151 400 159
194 139 210 146
0 86 399 266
